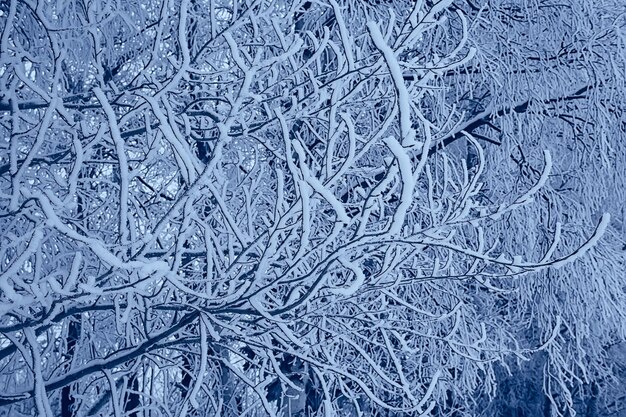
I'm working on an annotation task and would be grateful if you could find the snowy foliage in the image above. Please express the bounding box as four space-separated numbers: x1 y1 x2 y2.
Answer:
0 0 625 416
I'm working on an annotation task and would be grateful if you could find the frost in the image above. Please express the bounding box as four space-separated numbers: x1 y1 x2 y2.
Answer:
328 257 366 297
368 23 416 146
383 136 415 235
293 140 350 224
1 0 622 415
548 213 611 269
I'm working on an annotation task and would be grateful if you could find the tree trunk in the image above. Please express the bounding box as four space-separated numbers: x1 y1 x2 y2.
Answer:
124 373 141 417
60 316 81 416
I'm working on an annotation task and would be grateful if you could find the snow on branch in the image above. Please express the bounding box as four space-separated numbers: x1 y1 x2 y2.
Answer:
0 0 621 415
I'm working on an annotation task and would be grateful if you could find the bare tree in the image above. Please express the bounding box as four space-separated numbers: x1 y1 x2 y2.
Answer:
0 0 623 416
